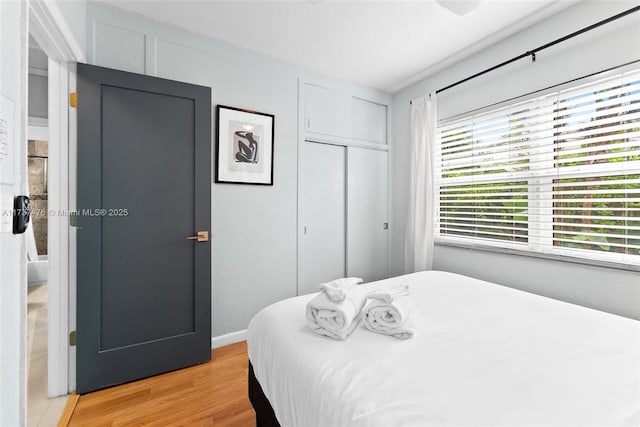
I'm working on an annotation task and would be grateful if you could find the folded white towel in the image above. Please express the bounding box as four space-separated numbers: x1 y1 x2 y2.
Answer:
318 277 363 302
363 295 415 340
306 284 368 340
367 284 410 303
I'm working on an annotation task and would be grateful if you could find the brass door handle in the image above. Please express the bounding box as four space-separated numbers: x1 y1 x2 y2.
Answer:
186 231 209 242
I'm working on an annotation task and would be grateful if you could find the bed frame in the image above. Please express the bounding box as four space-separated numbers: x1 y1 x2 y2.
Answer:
248 362 281 427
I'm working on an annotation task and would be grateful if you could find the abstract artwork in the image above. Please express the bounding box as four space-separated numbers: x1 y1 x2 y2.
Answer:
216 105 274 185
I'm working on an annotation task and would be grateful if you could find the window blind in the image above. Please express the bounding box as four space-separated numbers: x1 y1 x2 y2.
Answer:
435 67 640 267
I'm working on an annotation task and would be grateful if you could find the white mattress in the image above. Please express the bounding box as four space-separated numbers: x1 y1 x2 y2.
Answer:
247 271 640 426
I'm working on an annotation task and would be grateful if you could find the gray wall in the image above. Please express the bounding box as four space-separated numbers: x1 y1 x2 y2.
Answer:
28 37 49 119
391 0 640 319
28 74 48 119
86 2 391 337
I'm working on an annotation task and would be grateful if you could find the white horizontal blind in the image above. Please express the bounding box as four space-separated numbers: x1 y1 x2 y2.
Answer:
435 67 640 267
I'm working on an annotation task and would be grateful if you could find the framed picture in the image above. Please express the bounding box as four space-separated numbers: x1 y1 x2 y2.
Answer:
215 105 274 185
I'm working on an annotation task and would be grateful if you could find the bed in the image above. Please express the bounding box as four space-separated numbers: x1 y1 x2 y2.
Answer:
247 271 640 426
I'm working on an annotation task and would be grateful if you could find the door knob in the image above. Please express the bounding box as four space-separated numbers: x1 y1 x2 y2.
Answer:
186 231 209 242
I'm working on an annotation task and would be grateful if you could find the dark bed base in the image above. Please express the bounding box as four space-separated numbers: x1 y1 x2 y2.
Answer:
248 361 281 427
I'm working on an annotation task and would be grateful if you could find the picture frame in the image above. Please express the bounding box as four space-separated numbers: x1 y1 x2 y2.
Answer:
215 105 275 185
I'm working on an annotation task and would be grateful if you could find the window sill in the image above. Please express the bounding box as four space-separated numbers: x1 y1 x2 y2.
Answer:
434 239 640 274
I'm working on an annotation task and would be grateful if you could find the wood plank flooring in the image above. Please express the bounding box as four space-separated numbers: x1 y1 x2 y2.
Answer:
67 341 256 426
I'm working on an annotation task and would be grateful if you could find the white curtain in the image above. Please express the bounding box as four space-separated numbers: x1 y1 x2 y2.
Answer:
405 93 437 273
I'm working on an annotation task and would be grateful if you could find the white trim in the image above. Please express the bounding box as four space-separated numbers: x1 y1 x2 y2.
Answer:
386 101 393 277
28 116 48 127
304 132 389 152
67 64 78 393
28 0 85 63
29 67 48 77
46 58 69 398
435 240 640 273
29 0 84 398
211 330 247 349
27 117 48 141
296 79 304 296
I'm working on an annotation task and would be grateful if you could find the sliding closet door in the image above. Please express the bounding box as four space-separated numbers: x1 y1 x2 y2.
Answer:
300 141 346 295
347 147 389 281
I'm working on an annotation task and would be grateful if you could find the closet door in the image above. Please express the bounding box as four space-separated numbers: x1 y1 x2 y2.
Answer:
304 83 350 138
300 142 346 295
347 147 388 282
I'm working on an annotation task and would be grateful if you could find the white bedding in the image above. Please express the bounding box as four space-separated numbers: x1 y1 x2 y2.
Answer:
247 271 640 427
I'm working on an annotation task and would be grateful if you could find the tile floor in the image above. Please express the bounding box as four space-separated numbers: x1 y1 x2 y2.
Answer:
27 285 68 426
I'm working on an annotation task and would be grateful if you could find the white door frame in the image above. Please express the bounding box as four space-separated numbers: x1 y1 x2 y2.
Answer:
29 0 84 397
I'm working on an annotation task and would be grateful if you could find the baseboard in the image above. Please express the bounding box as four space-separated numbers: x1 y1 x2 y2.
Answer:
211 329 247 349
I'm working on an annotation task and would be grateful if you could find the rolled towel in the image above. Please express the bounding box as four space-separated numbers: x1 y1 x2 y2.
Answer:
363 293 415 340
367 284 409 303
319 277 363 302
306 284 368 340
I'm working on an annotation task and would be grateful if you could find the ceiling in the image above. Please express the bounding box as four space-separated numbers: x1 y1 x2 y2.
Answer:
96 0 576 92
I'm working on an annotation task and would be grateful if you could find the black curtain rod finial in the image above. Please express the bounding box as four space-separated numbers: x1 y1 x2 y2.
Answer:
532 52 536 62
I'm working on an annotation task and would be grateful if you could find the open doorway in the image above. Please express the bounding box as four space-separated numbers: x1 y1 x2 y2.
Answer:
26 34 69 427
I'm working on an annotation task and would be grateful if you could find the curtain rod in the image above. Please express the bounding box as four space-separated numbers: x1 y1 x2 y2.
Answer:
441 59 640 123
410 5 640 105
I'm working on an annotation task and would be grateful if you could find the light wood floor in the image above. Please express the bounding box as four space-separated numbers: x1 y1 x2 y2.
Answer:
68 341 256 426
27 284 69 427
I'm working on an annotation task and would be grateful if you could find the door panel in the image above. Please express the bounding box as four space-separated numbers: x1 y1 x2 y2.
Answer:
347 147 389 281
301 142 345 295
305 84 350 138
76 63 211 394
350 97 387 144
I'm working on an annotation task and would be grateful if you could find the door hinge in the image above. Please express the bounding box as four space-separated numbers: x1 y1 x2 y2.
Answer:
69 92 78 108
69 330 77 346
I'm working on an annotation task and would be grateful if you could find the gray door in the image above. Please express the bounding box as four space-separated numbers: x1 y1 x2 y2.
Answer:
76 63 211 394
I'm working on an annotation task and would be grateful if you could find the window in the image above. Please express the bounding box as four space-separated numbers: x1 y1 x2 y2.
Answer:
435 67 640 267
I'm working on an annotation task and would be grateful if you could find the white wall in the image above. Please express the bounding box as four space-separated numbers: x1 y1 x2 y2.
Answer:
55 0 86 57
391 0 640 319
0 0 28 425
85 2 391 337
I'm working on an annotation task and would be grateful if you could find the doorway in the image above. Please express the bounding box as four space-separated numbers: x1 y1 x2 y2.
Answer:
26 33 69 427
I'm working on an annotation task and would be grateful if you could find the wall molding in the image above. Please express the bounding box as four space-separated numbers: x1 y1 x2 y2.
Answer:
29 67 48 77
29 0 85 63
211 330 247 349
304 132 390 152
88 2 390 105
27 117 48 141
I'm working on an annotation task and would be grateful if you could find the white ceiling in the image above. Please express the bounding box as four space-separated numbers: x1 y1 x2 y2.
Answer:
96 0 576 92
